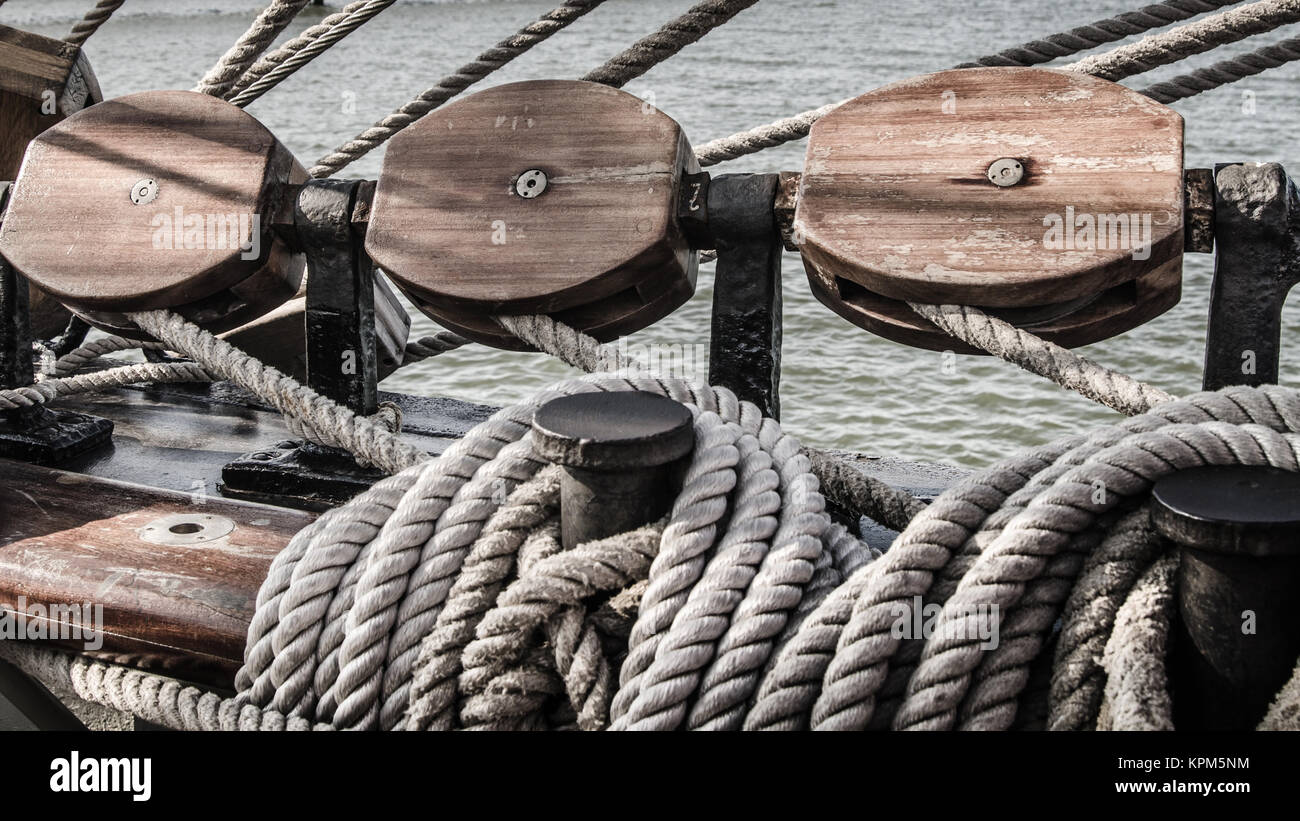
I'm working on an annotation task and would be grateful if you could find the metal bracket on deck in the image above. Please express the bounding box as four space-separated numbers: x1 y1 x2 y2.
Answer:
685 172 784 419
1201 162 1300 390
221 179 411 511
1153 161 1300 729
0 209 112 465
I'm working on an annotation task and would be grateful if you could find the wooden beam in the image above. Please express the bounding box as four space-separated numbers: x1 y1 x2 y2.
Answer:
0 459 313 686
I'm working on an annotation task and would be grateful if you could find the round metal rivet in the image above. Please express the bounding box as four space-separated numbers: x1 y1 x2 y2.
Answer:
986 158 1024 187
130 178 158 205
515 169 548 199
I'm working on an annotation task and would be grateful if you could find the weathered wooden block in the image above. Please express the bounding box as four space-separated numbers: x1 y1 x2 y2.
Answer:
796 67 1185 351
366 79 699 350
0 24 103 338
0 89 305 338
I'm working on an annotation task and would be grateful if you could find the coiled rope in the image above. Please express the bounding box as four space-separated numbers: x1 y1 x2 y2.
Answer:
4 309 1300 732
65 0 126 48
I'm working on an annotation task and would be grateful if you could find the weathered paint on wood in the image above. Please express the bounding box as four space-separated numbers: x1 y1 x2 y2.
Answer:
0 459 313 685
796 67 1184 349
0 89 305 337
366 80 699 349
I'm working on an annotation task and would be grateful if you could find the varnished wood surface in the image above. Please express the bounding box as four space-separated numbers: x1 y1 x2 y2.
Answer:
0 459 314 683
367 80 697 322
796 68 1184 309
0 378 496 684
0 90 302 316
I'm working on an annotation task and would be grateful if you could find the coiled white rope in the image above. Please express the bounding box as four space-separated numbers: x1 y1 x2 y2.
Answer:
4 309 1300 732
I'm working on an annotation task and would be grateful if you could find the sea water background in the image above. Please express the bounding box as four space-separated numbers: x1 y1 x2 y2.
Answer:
9 0 1300 469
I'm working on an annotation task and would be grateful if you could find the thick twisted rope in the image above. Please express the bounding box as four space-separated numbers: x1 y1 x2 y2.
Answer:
0 361 209 410
956 0 1240 67
1047 508 1164 730
579 0 762 87
1064 0 1300 79
1096 553 1179 730
227 1 370 97
227 0 399 108
65 0 126 47
496 314 930 536
1141 32 1300 100
13 384 1300 732
695 0 1300 166
193 0 312 99
804 387 1300 732
128 309 426 474
48 335 165 377
7 313 1299 732
309 0 608 178
908 303 1175 416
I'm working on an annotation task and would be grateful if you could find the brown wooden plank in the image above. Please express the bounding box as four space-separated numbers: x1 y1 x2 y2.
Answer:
796 67 1184 309
0 459 313 685
0 25 81 99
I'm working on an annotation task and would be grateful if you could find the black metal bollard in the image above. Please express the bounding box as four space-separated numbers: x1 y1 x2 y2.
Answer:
1150 465 1300 730
532 391 695 550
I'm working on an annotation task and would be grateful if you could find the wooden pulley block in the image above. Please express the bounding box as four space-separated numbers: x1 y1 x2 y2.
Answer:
365 79 699 351
796 67 1185 352
0 89 306 339
0 24 103 338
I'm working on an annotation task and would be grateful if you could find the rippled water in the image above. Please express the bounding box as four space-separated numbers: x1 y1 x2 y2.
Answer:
11 0 1300 468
